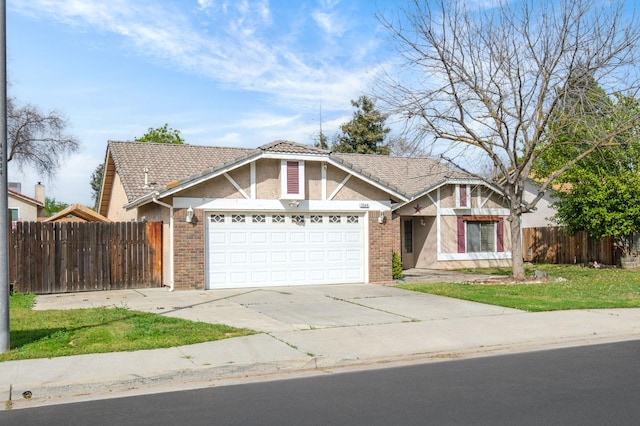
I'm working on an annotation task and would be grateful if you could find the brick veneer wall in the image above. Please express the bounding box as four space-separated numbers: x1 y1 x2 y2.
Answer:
391 212 401 255
368 210 394 284
173 208 205 290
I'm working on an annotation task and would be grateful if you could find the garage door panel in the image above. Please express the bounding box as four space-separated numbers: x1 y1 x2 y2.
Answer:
327 232 343 243
271 251 287 263
327 250 344 262
251 232 268 244
229 252 247 264
270 270 288 282
290 270 307 281
251 251 268 263
345 231 360 242
209 252 228 265
309 250 325 262
250 271 269 283
327 269 344 279
229 232 247 244
210 272 226 284
290 232 306 243
270 232 287 243
210 233 227 245
346 268 362 279
346 250 361 261
207 212 365 289
290 251 306 262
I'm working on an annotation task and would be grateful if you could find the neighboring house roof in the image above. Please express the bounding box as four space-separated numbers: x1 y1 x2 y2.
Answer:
43 204 111 223
100 140 475 212
8 189 45 207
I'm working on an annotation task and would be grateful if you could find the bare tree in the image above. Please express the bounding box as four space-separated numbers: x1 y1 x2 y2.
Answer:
7 97 79 178
378 0 640 279
388 136 427 157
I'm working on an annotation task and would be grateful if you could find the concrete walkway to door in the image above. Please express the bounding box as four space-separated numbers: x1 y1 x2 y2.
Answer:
2 282 640 409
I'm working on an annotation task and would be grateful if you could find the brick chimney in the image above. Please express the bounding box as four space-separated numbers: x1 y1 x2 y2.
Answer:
35 182 45 203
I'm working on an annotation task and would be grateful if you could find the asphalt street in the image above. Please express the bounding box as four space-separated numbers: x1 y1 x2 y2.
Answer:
2 340 639 425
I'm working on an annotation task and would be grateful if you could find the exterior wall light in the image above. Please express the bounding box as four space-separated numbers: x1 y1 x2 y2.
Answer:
185 206 194 223
378 211 386 224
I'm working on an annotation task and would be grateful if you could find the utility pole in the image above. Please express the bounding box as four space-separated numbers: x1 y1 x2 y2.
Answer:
0 0 9 353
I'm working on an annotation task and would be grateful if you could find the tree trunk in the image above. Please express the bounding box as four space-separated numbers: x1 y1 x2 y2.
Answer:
510 213 526 280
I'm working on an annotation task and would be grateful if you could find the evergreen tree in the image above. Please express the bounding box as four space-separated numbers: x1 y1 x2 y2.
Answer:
332 95 390 154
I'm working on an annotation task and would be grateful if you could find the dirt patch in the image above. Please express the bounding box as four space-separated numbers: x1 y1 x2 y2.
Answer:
463 276 566 286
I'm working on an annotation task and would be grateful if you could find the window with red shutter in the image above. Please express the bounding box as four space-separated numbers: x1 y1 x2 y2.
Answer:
457 216 465 253
281 160 305 199
459 185 467 207
287 161 299 195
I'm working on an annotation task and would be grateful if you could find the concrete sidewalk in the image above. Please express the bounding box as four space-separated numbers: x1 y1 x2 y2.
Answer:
2 284 639 409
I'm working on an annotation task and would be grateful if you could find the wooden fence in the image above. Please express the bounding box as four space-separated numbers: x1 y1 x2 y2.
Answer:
9 221 163 294
523 226 617 265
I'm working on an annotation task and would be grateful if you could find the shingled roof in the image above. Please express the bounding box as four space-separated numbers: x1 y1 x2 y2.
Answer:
107 141 255 202
105 140 471 206
331 153 469 198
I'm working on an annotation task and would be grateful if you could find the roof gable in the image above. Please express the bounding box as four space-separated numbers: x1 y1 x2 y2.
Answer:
103 141 255 203
330 153 469 197
8 189 44 207
102 140 476 209
43 204 111 223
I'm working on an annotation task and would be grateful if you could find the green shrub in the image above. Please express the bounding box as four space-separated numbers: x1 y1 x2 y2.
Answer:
392 251 403 280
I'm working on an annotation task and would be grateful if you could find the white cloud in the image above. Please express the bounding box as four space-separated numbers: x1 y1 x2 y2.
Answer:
10 0 385 111
312 11 347 36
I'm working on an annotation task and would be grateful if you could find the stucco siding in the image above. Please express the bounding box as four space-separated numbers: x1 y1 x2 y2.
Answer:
395 195 437 216
439 185 456 208
8 196 39 221
333 175 389 201
306 161 323 200
255 158 280 199
522 181 559 228
180 174 244 199
106 173 136 221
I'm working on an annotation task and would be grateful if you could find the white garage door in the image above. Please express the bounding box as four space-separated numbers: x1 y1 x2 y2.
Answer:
206 212 365 289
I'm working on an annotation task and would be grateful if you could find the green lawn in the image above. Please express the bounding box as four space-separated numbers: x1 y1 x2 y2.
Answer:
398 264 640 312
1 294 256 362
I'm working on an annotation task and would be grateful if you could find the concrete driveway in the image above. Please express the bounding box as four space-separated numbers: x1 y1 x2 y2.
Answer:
9 281 640 408
34 283 520 333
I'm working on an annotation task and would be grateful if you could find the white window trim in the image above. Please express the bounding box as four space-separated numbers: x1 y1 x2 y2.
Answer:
456 184 471 208
9 207 19 222
280 160 305 200
465 220 497 253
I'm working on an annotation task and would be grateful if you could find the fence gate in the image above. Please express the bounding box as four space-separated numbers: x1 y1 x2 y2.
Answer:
9 221 163 294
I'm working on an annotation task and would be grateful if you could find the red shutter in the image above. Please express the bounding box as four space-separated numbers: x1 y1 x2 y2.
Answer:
459 185 467 207
287 161 299 195
457 216 465 253
497 218 504 252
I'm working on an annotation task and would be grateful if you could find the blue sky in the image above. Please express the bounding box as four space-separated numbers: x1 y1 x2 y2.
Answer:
7 0 400 206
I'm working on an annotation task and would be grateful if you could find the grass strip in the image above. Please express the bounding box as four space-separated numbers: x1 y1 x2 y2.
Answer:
398 264 640 312
1 294 255 362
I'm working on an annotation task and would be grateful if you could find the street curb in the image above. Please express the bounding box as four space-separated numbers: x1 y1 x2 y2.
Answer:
4 332 638 410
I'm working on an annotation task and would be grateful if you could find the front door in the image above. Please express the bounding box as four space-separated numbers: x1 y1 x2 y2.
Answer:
401 218 415 269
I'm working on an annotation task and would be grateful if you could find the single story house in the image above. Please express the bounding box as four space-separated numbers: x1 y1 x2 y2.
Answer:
9 183 46 224
98 140 512 290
